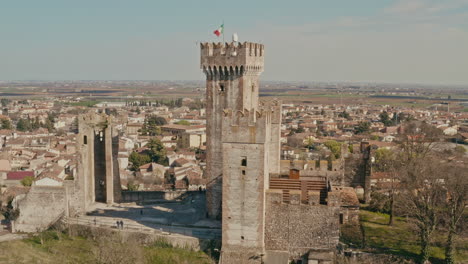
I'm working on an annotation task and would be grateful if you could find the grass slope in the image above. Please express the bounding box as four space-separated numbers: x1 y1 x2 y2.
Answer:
341 210 468 263
0 231 212 264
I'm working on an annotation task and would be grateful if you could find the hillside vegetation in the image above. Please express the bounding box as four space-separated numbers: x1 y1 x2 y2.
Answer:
341 209 468 264
0 231 213 264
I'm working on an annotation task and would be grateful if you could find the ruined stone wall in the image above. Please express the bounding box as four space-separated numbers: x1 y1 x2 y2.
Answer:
261 99 282 175
77 112 121 208
13 186 66 232
264 190 340 259
120 190 188 203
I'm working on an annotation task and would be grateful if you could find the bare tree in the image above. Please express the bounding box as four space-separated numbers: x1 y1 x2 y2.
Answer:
397 156 446 264
442 163 468 264
394 122 445 264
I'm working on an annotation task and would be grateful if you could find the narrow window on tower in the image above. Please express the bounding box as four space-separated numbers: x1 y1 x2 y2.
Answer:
251 84 255 93
241 156 247 167
83 135 87 145
219 84 225 92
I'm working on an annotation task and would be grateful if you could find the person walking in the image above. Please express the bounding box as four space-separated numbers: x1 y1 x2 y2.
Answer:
116 220 120 229
120 220 124 229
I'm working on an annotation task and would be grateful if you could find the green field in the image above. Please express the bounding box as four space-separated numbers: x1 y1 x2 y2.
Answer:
0 231 213 264
341 210 468 263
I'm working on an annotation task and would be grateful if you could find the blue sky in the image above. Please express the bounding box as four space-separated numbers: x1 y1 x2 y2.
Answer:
1 0 468 84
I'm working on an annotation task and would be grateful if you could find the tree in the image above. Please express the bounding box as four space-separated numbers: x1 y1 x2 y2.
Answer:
0 197 19 221
141 115 166 136
128 152 151 171
21 176 34 186
0 118 12 129
303 137 315 149
175 120 191 126
42 118 54 132
16 118 31 132
146 138 168 166
373 147 398 225
442 164 468 264
0 98 10 107
348 144 354 153
323 140 342 159
379 111 393 126
395 121 445 263
354 121 371 134
396 155 445 264
338 111 351 120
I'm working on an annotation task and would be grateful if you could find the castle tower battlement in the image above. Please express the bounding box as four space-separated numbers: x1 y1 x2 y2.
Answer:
221 108 273 144
201 41 282 262
200 42 264 73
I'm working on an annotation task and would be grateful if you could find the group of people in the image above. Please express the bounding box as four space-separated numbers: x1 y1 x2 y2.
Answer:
116 220 124 229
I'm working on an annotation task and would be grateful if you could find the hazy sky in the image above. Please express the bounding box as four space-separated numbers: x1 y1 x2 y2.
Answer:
1 0 468 84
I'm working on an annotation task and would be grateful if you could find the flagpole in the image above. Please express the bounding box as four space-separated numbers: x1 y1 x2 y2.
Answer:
222 20 225 43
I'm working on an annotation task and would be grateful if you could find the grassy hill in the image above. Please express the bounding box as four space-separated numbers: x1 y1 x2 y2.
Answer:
0 231 213 264
341 209 468 264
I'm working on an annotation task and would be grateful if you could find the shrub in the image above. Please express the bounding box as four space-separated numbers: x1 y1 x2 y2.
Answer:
20 176 34 186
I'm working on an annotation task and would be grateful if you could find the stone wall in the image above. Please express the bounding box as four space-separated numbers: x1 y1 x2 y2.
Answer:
68 224 219 252
222 143 267 249
13 186 66 232
264 190 340 259
120 190 188 203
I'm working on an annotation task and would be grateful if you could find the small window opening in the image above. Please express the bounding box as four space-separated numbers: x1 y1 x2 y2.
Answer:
219 84 225 92
241 236 244 240
242 170 246 175
339 213 344 224
241 156 247 167
83 135 87 145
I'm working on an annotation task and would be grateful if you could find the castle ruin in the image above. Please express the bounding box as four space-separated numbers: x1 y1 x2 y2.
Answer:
201 42 341 263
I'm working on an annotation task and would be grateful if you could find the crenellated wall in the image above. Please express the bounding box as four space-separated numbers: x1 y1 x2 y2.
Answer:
201 41 282 262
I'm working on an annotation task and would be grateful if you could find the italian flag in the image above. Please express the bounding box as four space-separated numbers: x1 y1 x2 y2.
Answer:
213 24 224 37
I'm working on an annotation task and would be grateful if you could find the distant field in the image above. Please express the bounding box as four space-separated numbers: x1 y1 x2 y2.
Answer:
68 101 101 107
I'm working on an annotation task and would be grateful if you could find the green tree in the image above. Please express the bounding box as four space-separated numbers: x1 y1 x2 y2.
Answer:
128 152 151 171
42 118 54 132
1 118 12 129
141 115 166 136
20 176 34 186
175 120 191 126
379 111 393 126
374 148 395 172
146 138 168 166
354 121 371 134
323 140 342 159
454 145 466 154
16 118 32 132
0 98 10 107
303 137 315 149
32 117 40 130
127 181 139 191
338 111 351 120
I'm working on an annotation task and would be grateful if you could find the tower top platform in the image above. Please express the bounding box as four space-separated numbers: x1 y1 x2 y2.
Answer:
200 41 264 72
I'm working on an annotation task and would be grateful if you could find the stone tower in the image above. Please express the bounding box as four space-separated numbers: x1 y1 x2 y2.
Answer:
201 42 266 219
77 112 122 209
201 42 282 262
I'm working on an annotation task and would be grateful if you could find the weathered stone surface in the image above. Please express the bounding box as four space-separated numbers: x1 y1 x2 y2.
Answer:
201 42 283 262
265 192 340 259
13 186 66 232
